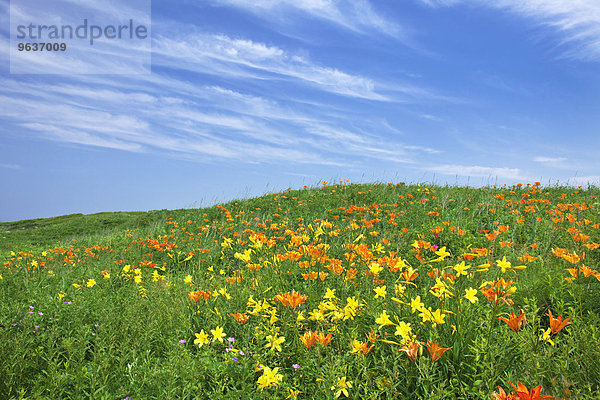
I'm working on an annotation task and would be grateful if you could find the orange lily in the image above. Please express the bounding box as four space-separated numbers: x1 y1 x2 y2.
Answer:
498 310 526 332
509 382 555 399
299 331 334 349
546 310 573 334
230 311 249 324
425 340 452 361
399 340 420 362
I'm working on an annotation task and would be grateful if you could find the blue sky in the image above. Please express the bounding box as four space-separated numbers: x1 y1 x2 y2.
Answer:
1 0 599 222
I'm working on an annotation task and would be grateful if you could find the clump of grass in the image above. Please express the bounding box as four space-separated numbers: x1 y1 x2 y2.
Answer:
1 181 599 399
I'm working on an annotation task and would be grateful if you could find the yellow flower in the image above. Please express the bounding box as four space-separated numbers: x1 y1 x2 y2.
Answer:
430 309 446 327
410 296 424 313
211 326 226 342
194 330 210 348
184 275 193 285
57 291 65 300
464 288 478 303
331 376 353 398
496 256 511 273
369 262 381 275
453 261 470 276
394 321 413 342
324 288 337 300
265 334 286 352
435 246 451 259
219 287 231 300
373 285 386 299
257 366 283 390
134 275 142 284
86 279 96 288
539 327 555 346
375 310 393 328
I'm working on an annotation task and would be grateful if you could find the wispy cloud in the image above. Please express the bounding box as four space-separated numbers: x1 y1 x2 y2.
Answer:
152 33 397 101
426 164 526 180
0 163 21 170
417 0 600 61
210 0 402 38
533 156 567 163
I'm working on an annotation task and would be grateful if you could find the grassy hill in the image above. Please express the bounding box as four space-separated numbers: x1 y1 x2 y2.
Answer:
1 182 599 399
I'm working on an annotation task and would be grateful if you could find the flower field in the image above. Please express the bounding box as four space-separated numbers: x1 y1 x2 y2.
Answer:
1 182 600 399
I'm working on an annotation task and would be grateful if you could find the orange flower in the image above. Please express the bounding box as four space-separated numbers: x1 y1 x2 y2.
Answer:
490 386 518 400
546 310 573 334
425 340 452 361
509 382 555 399
274 291 307 308
188 291 200 302
230 311 249 324
399 340 420 362
498 310 526 332
299 331 334 349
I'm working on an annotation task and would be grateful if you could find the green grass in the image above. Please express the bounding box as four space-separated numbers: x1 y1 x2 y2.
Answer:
1 182 600 399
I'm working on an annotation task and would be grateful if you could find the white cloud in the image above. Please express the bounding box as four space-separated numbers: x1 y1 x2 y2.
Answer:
0 164 21 170
211 0 402 38
427 164 525 179
533 156 567 163
152 33 392 101
417 0 600 61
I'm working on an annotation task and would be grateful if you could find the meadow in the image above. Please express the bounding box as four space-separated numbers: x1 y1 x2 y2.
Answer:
1 181 599 399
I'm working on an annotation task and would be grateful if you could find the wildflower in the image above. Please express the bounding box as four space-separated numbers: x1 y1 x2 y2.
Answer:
350 339 374 355
425 340 452 361
299 331 333 349
101 270 110 279
375 310 394 328
211 326 226 342
453 261 471 276
324 288 337 300
86 279 96 288
399 340 420 362
274 291 307 308
184 275 193 284
394 321 413 343
179 339 186 344
509 382 555 399
490 386 514 400
410 296 424 313
373 285 386 299
369 262 381 275
464 288 478 303
331 376 353 398
498 310 526 332
292 364 300 369
539 328 555 346
230 311 249 324
265 333 285 352
194 330 210 348
188 291 201 302
257 366 283 390
546 310 573 334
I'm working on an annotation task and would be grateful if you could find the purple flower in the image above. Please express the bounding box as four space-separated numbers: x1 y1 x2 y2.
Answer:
38 312 43 316
28 312 34 314
94 323 99 328
227 337 235 343
239 350 245 356
179 339 186 344
232 357 238 362
292 364 300 369
29 306 34 309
